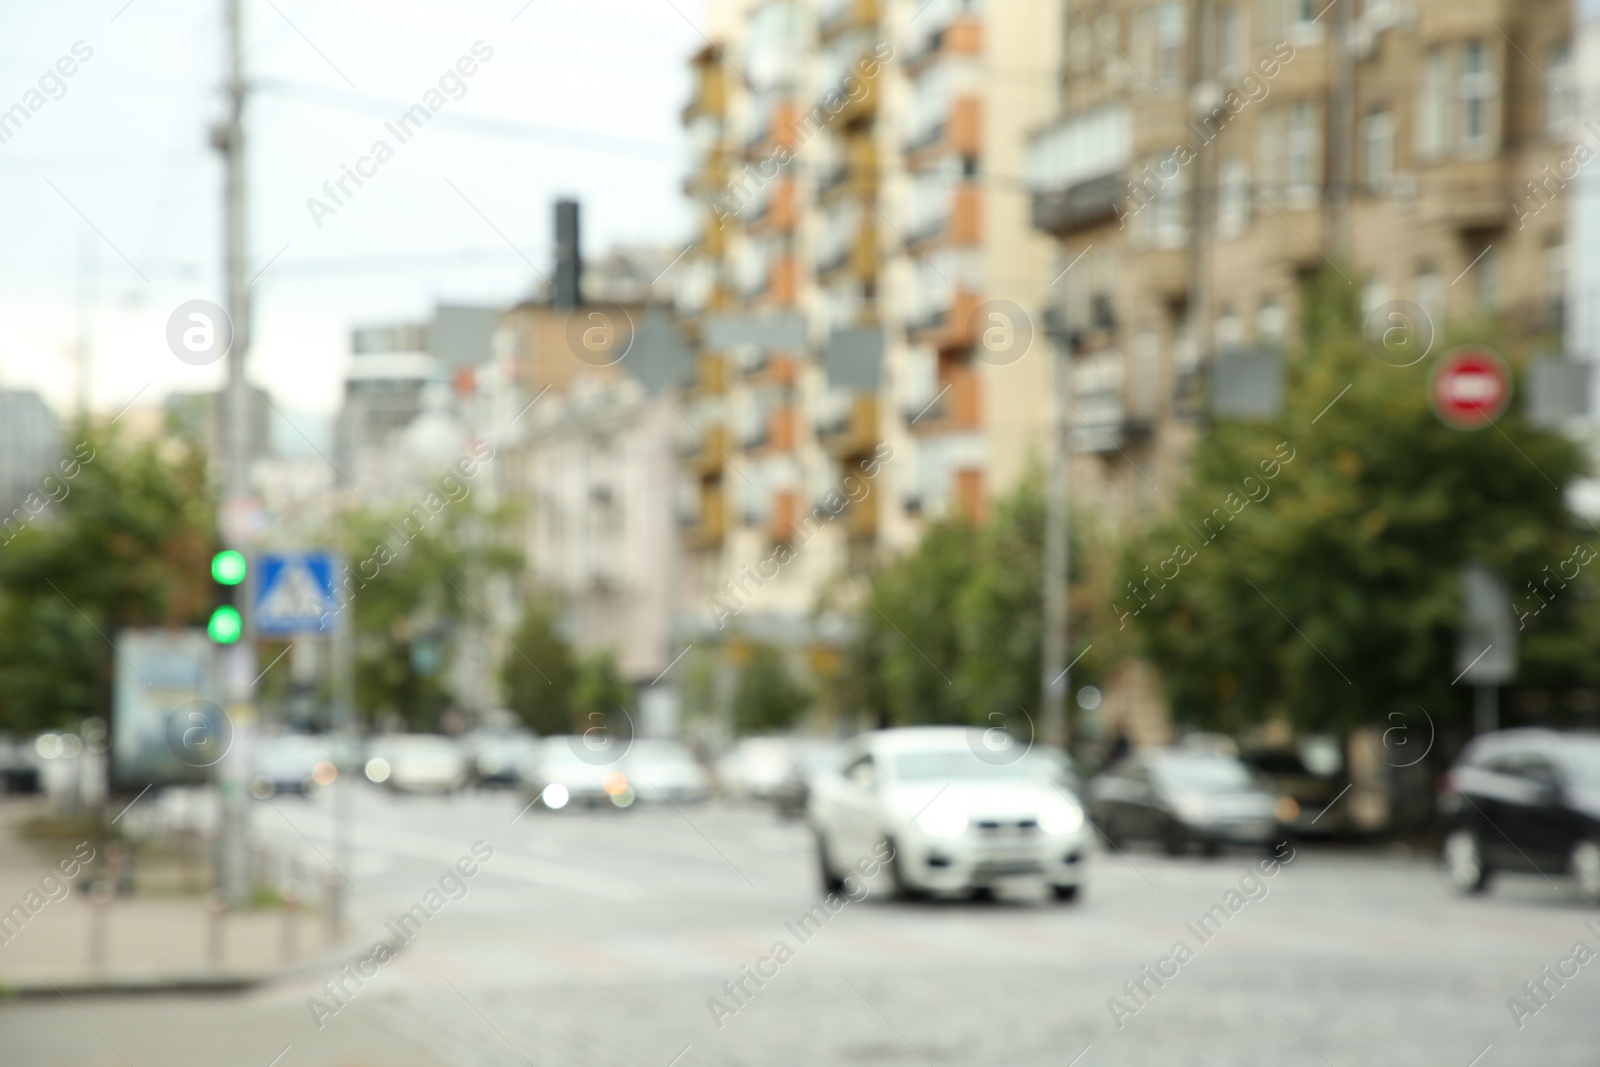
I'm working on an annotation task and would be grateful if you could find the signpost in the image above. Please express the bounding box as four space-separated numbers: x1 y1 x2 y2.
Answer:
253 552 338 635
1431 347 1512 430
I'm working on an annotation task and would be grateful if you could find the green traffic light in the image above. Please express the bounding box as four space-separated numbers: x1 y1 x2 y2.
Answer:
211 550 247 585
208 605 243 644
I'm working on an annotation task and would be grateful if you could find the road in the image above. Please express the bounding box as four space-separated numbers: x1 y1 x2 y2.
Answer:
3 784 1596 1066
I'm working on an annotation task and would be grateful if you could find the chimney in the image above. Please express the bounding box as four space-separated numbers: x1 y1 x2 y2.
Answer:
553 199 581 309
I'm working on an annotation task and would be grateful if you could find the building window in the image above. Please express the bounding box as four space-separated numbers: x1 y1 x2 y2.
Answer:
1218 4 1244 77
1416 263 1442 329
1459 39 1496 155
1257 109 1283 196
1360 276 1388 328
1287 101 1320 205
1258 296 1286 343
1139 3 1187 90
1216 305 1244 350
1418 46 1450 160
1362 109 1394 191
1546 236 1566 326
1217 157 1251 237
1547 41 1574 136
1473 244 1499 310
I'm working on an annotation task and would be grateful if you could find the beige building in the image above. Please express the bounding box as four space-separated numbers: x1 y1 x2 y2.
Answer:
676 0 1064 650
1025 0 1578 524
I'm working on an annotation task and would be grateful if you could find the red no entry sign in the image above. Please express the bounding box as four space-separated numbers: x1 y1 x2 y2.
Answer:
1430 347 1511 430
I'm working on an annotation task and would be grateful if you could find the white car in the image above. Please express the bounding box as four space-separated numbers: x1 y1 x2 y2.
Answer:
530 736 633 808
374 735 468 794
624 740 710 803
810 727 1089 902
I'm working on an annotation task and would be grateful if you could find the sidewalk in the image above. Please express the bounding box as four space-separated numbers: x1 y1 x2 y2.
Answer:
0 798 340 996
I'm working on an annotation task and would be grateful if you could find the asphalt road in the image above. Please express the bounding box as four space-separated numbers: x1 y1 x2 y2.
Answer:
3 785 1597 1066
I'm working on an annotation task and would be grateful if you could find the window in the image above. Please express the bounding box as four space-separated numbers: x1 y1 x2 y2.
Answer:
1363 109 1394 190
1257 109 1284 196
1258 296 1286 343
1547 237 1566 324
1360 276 1388 327
1139 3 1187 90
1218 4 1244 77
1218 157 1251 237
1416 263 1442 328
1287 101 1320 204
1418 46 1450 160
1460 39 1496 155
1548 41 1574 136
1216 305 1244 350
1473 243 1499 310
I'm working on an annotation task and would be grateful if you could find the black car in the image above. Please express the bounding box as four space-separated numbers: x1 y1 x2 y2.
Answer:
1089 747 1290 855
1439 729 1600 902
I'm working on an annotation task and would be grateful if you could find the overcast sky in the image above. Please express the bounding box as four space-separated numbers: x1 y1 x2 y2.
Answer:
0 0 699 419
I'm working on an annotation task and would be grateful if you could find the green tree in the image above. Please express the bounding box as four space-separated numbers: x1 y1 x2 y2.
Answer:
1123 269 1589 735
501 597 578 735
335 505 519 730
731 643 810 734
0 427 215 734
572 649 633 735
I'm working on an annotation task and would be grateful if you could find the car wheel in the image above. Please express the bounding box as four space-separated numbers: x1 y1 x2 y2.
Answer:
815 830 847 895
1050 883 1081 904
1443 828 1491 894
1570 839 1600 904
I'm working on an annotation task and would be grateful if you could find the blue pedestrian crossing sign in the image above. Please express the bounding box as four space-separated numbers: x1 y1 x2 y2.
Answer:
254 552 338 635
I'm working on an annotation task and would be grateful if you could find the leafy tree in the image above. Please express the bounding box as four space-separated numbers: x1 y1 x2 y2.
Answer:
0 427 215 734
730 643 810 734
335 505 519 731
832 471 1106 733
501 597 578 735
1122 269 1589 735
572 649 633 735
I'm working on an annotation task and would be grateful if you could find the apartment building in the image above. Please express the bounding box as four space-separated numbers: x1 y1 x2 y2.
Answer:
676 0 1060 651
1025 0 1580 523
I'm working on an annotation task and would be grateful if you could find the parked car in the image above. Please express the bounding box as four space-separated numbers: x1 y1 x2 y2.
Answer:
462 727 541 786
624 740 711 803
1089 748 1291 855
717 736 802 801
1241 737 1347 835
251 734 335 797
0 736 41 794
809 727 1088 901
1439 728 1600 902
373 735 468 794
529 736 633 809
772 739 843 820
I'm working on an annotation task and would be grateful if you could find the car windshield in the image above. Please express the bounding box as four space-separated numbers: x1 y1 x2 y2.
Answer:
893 751 1044 781
1153 755 1256 791
1562 742 1600 787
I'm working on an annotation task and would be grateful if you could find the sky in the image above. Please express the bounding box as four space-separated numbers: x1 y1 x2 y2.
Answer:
0 0 700 420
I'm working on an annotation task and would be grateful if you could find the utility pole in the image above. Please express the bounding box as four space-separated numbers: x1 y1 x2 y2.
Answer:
1041 311 1072 752
212 0 253 904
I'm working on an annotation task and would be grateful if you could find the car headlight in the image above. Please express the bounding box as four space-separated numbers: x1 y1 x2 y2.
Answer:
1171 794 1211 824
918 808 969 838
1038 802 1084 835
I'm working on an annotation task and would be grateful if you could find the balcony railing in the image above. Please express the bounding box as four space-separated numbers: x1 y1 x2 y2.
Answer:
1026 104 1131 235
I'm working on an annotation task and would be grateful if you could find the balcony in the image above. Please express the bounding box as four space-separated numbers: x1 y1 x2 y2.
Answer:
817 392 878 458
910 355 981 435
818 0 878 38
767 403 797 452
681 51 727 124
1418 157 1510 229
679 423 729 475
1026 104 1132 236
907 288 982 351
846 477 878 541
905 182 980 248
683 481 726 549
768 489 798 543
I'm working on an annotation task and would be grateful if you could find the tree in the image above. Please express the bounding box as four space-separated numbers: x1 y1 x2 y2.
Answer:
831 470 1107 733
572 649 633 735
0 427 215 734
731 643 810 734
1122 269 1590 735
501 597 578 735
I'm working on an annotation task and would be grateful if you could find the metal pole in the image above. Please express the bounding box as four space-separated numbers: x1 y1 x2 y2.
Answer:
1041 324 1071 751
214 0 252 904
332 574 354 933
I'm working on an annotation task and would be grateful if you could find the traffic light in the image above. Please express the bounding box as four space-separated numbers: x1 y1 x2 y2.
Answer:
208 550 245 644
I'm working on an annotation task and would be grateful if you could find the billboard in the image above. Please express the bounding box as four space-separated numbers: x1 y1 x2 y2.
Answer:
112 629 223 788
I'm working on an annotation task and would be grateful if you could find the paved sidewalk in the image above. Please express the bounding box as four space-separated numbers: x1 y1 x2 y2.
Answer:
0 800 338 994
